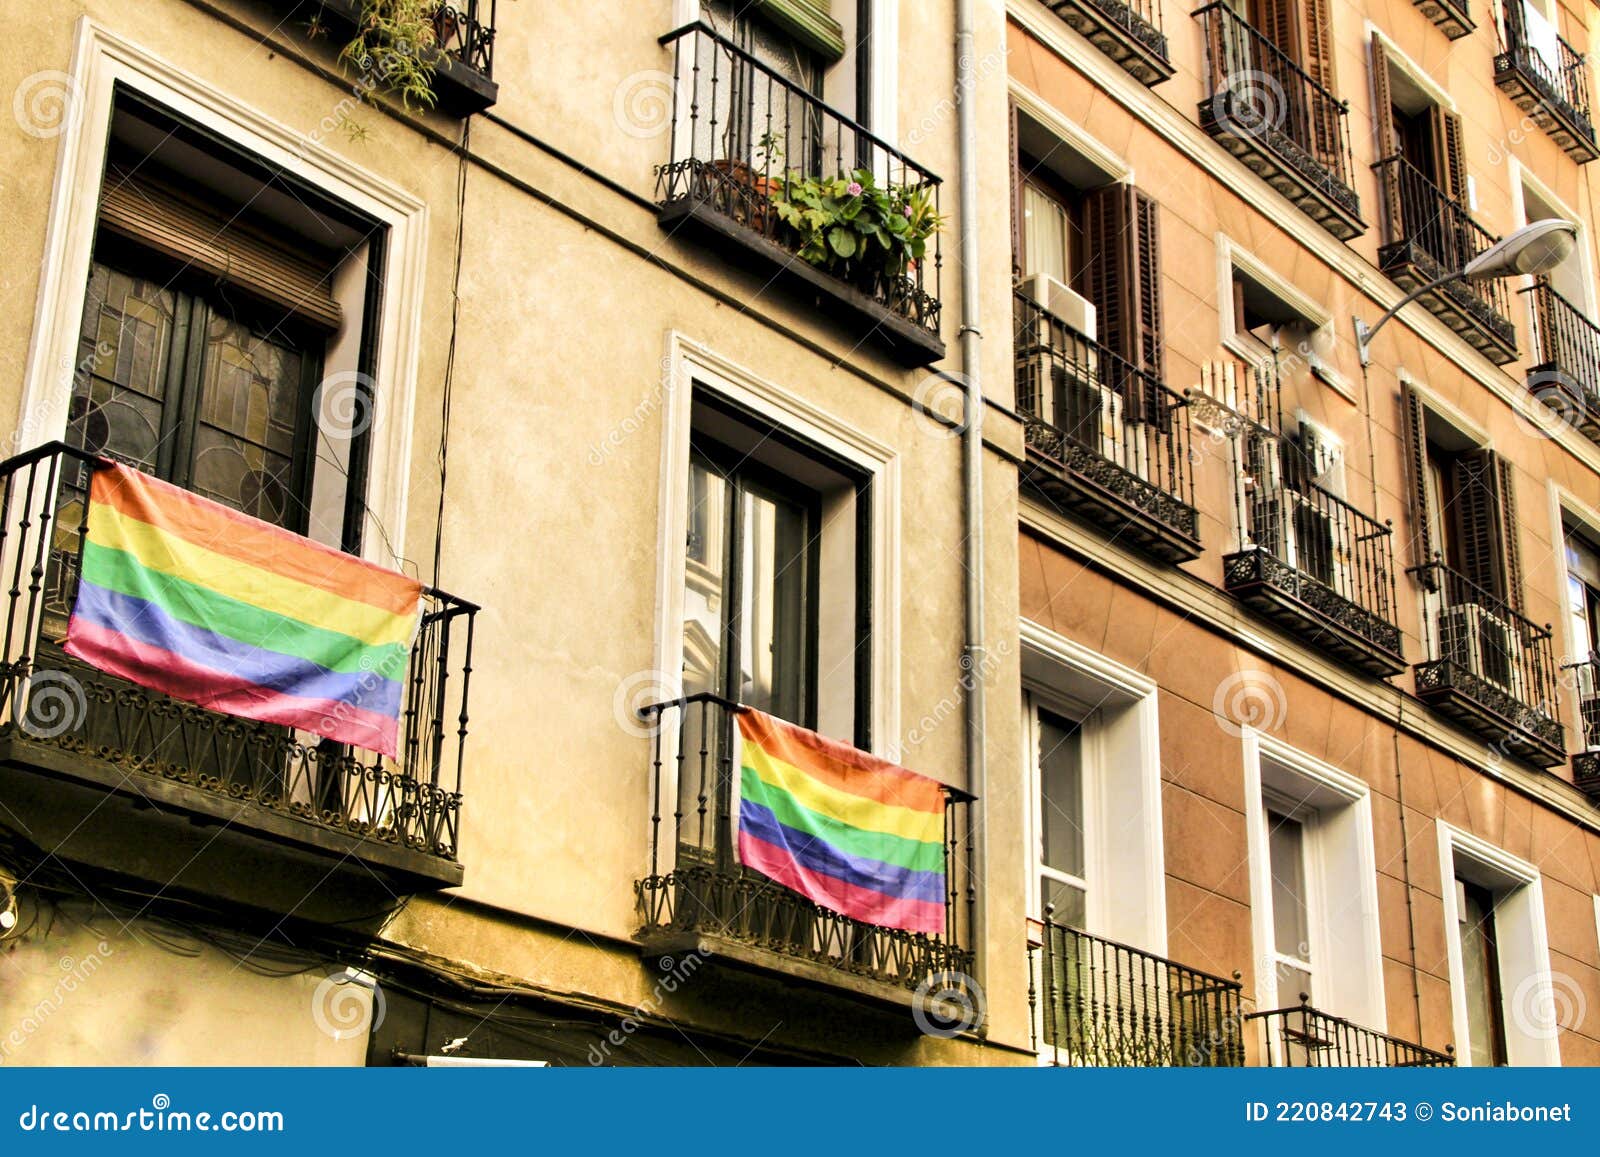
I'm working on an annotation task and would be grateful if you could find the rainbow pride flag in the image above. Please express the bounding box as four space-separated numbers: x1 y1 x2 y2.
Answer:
736 709 948 936
64 462 423 757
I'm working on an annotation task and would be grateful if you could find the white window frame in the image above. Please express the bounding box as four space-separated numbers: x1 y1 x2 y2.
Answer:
1437 821 1561 1066
1260 789 1320 1004
19 18 427 566
1024 690 1095 923
1020 619 1166 954
654 332 901 821
1242 728 1387 1029
1511 159 1598 320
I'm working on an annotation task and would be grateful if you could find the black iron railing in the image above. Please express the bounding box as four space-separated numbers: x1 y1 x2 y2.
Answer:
635 694 974 992
1227 426 1402 663
1522 278 1600 423
0 443 475 862
1562 655 1600 794
1411 559 1563 756
1028 912 1245 1066
430 0 496 76
1249 1000 1455 1066
655 23 942 336
1373 155 1516 343
1496 0 1594 149
1194 2 1358 219
1014 290 1199 549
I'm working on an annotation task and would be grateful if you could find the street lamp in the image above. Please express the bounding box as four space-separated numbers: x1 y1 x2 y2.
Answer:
1354 218 1578 367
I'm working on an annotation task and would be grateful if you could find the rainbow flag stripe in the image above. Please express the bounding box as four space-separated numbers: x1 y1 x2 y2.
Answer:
735 709 948 936
64 462 423 757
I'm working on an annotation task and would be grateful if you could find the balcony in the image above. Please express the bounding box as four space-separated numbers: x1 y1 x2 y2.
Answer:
1014 290 1202 564
1028 912 1245 1066
1411 561 1565 767
1225 427 1404 677
0 444 476 918
1494 1 1598 163
1562 657 1600 803
1414 0 1475 40
634 695 975 1013
655 23 944 367
281 0 498 116
1520 279 1600 444
1249 1001 1455 1066
1373 156 1518 365
1194 3 1363 241
1045 0 1174 86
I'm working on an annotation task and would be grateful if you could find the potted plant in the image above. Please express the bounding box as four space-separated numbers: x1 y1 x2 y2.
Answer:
709 131 784 233
768 168 944 301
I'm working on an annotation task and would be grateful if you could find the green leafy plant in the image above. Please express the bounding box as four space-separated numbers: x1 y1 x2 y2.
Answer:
338 0 443 111
768 168 944 286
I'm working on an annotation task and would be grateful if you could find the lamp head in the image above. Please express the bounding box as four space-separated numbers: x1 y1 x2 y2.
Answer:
1463 218 1577 280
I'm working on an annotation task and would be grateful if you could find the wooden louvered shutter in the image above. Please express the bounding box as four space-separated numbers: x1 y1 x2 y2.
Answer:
1078 185 1165 424
1255 0 1302 60
1451 449 1510 604
1400 382 1438 589
1301 0 1340 158
1495 453 1526 616
1430 107 1467 201
1371 38 1403 242
97 169 341 331
1009 101 1023 282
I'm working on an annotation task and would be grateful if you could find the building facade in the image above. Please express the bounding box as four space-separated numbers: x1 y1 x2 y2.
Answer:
0 0 1595 1068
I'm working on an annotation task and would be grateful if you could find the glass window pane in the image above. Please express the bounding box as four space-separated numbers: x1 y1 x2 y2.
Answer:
736 487 808 723
1457 878 1505 1066
1038 710 1084 879
69 263 176 471
1043 875 1086 929
1268 812 1310 965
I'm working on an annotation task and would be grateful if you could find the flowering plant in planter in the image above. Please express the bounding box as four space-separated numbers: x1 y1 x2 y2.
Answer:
768 168 944 286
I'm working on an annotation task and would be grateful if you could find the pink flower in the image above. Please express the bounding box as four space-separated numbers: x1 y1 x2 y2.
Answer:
846 181 863 196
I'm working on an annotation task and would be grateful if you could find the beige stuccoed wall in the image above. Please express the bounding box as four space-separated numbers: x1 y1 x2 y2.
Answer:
0 0 1029 1062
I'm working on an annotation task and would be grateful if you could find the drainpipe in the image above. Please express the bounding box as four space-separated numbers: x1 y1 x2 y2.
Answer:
955 0 987 979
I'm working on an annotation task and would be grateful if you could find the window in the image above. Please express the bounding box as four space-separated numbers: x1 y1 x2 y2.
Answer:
1564 524 1600 660
1371 40 1470 260
1456 877 1509 1066
1219 243 1343 396
1521 177 1593 315
1266 806 1314 1004
1439 823 1560 1065
1244 732 1386 1028
1031 701 1088 928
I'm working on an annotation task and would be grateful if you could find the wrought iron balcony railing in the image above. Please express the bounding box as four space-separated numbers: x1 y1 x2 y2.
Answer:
1495 0 1597 162
1249 1000 1455 1066
1520 279 1600 443
1225 426 1403 676
1014 290 1201 563
285 0 498 115
1028 912 1245 1066
655 23 944 366
1373 155 1518 364
1194 2 1362 240
1561 655 1600 801
0 443 475 874
635 694 975 1002
1414 0 1474 40
1411 560 1564 766
1046 0 1173 86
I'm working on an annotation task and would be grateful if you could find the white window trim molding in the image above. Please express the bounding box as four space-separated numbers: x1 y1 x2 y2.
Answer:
1241 728 1388 1030
1396 370 1493 449
655 330 902 759
1436 821 1562 1066
1008 80 1133 185
19 17 427 568
1547 478 1600 666
1019 618 1166 956
1216 236 1354 404
1509 158 1599 320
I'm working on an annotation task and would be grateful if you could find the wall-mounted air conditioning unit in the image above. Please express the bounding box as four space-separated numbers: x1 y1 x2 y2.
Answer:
1249 485 1351 594
1440 602 1525 700
1022 272 1097 343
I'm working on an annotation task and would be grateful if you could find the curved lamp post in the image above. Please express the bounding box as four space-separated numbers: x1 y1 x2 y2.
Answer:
1354 218 1578 367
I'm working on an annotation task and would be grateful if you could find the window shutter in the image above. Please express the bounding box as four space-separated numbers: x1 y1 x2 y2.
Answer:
1302 0 1337 91
1400 382 1438 589
1009 101 1023 282
1370 38 1403 241
97 169 342 332
1495 453 1526 617
1078 185 1165 424
1430 107 1468 203
1256 0 1303 61
1451 449 1509 604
